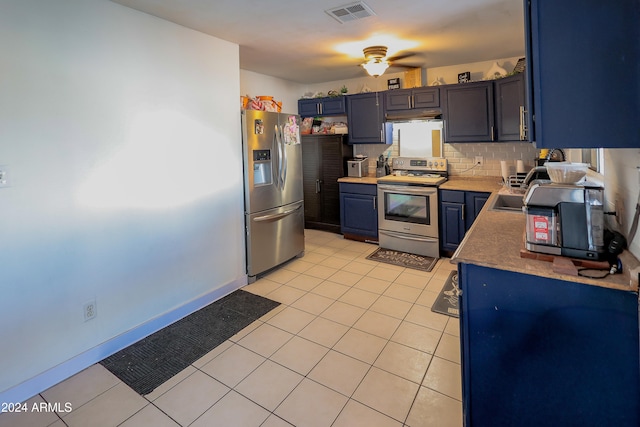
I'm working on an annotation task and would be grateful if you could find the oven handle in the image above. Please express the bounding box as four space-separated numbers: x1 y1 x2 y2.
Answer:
377 184 438 196
378 230 439 243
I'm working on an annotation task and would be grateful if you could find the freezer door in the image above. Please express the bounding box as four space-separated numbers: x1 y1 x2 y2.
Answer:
246 200 305 278
278 113 304 206
242 110 282 213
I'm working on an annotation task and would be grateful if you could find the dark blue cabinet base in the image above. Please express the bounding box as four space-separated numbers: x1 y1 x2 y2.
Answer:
339 183 378 241
459 263 640 426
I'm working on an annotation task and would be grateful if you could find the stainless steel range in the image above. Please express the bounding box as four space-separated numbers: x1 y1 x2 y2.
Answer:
376 157 448 258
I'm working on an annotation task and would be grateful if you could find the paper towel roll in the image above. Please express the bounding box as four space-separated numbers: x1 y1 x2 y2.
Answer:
516 160 525 173
501 161 509 182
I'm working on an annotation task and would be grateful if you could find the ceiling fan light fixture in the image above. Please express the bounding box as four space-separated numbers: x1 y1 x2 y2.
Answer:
362 59 389 77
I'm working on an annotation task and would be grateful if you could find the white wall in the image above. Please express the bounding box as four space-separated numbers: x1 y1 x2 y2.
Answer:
0 0 245 402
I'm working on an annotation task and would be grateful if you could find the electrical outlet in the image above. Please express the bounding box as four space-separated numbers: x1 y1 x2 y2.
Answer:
474 156 484 166
83 300 97 322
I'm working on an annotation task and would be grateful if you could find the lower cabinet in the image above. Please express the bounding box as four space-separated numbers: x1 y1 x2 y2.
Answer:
302 135 351 233
339 183 378 241
439 190 489 255
459 262 640 426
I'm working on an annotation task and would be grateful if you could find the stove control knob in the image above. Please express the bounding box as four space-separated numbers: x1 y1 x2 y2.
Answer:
428 161 433 167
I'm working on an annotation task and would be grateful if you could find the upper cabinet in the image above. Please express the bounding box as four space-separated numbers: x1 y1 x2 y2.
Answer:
442 74 529 143
347 92 393 144
384 87 440 111
494 73 527 142
525 0 639 148
442 81 495 142
298 96 346 117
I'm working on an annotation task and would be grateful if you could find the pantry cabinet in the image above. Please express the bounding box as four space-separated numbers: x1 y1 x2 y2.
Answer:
301 135 350 233
525 0 639 148
346 92 393 144
339 183 378 241
298 96 346 117
439 190 489 255
458 262 639 426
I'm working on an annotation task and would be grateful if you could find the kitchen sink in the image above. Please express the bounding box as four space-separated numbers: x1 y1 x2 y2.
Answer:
488 193 525 213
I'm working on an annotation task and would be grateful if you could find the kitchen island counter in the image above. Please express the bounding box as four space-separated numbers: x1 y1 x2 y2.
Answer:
451 192 639 292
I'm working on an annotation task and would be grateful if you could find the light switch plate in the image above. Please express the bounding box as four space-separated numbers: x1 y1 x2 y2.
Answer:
0 165 10 188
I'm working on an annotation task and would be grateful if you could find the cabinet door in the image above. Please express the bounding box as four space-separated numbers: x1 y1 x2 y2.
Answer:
301 137 321 222
320 137 346 225
384 89 412 111
347 92 392 144
526 0 639 148
494 73 526 141
443 82 494 142
412 87 440 108
298 99 319 117
340 192 378 238
321 97 346 115
464 192 489 231
440 202 465 252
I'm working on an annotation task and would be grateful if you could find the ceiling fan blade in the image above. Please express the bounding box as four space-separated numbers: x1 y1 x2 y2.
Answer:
387 52 417 62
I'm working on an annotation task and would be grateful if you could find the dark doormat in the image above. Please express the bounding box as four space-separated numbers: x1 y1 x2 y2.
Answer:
431 270 459 318
366 247 438 272
100 290 279 395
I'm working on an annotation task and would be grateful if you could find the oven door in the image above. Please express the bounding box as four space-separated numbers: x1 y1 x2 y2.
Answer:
377 184 439 237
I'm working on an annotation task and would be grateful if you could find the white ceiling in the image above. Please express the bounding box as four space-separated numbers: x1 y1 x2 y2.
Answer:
111 0 525 84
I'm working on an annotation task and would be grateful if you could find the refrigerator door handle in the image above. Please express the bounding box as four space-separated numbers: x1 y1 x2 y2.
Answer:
280 125 288 189
276 124 284 190
272 127 280 189
252 205 302 222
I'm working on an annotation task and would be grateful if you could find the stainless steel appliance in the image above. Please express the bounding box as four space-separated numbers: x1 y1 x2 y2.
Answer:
241 110 305 282
347 157 368 177
377 157 448 257
523 182 605 260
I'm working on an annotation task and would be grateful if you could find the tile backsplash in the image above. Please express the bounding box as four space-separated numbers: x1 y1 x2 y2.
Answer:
353 140 536 177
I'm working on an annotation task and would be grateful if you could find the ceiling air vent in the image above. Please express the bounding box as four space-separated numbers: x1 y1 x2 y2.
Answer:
325 1 376 23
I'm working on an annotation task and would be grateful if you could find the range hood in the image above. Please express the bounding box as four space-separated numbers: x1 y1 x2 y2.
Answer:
385 109 442 122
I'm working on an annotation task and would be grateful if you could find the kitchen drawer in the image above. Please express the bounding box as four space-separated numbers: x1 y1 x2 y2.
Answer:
440 189 465 203
339 182 377 195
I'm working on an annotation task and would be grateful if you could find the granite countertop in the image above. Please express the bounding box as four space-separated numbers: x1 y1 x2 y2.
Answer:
451 192 640 292
439 176 503 193
337 176 379 184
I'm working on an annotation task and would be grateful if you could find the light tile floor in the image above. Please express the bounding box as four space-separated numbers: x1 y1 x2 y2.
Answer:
0 229 462 427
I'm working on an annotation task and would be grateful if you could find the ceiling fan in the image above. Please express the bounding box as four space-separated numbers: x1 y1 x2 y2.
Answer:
360 45 418 77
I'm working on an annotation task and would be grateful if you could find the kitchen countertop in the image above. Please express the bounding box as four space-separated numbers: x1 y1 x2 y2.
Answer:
439 176 503 193
337 176 380 184
451 192 640 292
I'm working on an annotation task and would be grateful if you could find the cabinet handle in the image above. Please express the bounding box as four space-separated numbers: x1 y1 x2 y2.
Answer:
491 126 495 141
315 179 320 193
408 95 412 109
373 196 377 210
319 103 323 115
519 106 528 140
461 205 465 221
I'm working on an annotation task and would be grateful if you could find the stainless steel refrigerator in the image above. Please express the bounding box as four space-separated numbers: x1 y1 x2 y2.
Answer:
241 110 305 282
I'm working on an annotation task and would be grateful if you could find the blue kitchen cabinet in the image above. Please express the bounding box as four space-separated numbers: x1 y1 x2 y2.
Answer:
458 262 640 426
346 92 393 144
525 0 639 148
439 190 489 255
339 182 378 241
384 87 440 111
298 96 346 117
442 81 495 142
494 73 527 142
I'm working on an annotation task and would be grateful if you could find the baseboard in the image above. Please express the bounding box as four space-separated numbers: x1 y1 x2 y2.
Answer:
0 276 247 404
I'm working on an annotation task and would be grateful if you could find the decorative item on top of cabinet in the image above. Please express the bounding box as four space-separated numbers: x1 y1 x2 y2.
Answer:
346 92 393 144
525 0 639 148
